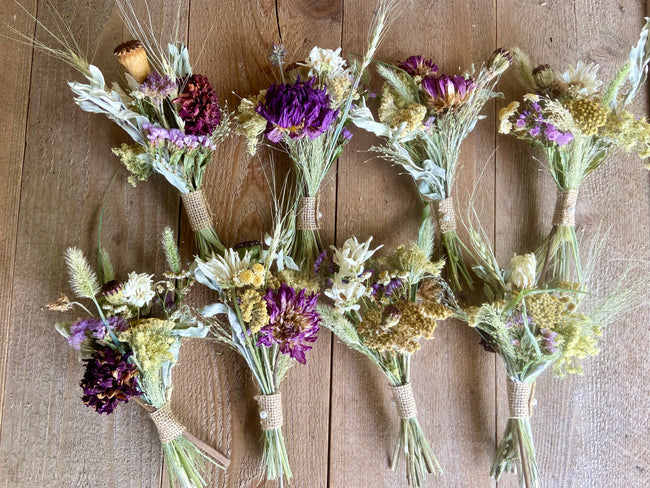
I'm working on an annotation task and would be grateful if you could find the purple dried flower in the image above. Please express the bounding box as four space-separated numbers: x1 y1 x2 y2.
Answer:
142 122 216 151
541 328 559 354
68 316 127 350
256 78 339 143
398 55 438 78
421 74 476 113
314 250 335 276
257 283 321 364
341 127 353 140
139 71 177 103
173 74 221 137
80 346 140 414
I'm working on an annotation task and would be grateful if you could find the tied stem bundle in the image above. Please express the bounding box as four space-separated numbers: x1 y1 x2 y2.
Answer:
255 392 292 483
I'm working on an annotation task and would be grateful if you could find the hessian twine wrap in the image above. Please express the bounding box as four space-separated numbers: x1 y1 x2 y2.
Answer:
507 380 536 419
149 402 186 444
181 190 213 232
437 197 457 234
255 392 284 431
297 196 319 231
392 383 418 419
553 189 579 227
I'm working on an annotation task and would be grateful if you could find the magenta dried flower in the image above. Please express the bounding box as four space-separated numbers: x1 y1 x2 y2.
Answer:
256 77 339 143
421 74 476 113
398 55 438 78
173 74 221 137
80 345 140 414
257 283 321 364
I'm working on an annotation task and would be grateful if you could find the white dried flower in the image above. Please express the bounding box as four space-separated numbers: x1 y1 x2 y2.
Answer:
300 47 349 81
331 236 382 277
195 249 252 289
507 254 537 290
561 62 603 95
324 278 368 312
122 272 156 307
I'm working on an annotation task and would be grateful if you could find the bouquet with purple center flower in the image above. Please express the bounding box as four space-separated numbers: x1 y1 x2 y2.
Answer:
317 234 457 487
21 3 233 258
499 22 650 284
48 228 227 487
458 217 649 488
236 1 396 272
195 212 322 485
350 48 513 292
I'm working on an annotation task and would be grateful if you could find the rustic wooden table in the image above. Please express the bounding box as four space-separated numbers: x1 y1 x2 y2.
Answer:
1 1 648 487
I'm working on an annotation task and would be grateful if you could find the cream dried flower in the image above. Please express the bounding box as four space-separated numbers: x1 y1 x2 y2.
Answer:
507 253 537 290
324 278 369 313
561 61 603 96
122 272 155 307
300 47 349 81
196 249 252 289
331 236 382 277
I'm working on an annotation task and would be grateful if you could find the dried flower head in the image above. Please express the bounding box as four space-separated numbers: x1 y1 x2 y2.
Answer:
122 272 155 308
173 74 221 137
421 74 476 113
398 55 438 79
114 40 151 84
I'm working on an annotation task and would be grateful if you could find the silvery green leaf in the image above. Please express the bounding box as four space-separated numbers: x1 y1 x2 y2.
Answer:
151 158 190 193
111 82 133 106
55 322 72 339
624 17 650 106
86 64 106 88
200 302 227 317
422 159 446 179
168 43 192 77
350 106 392 138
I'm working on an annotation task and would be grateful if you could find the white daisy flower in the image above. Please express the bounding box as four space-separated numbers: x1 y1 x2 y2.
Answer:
122 272 156 307
561 61 603 95
195 249 252 289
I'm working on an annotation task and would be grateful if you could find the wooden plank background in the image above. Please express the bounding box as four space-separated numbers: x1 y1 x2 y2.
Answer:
0 0 648 487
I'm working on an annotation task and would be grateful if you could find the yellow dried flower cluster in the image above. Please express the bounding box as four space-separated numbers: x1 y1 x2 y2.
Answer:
498 101 520 134
359 300 450 354
235 262 265 288
564 97 608 136
552 316 602 376
236 91 267 155
526 292 576 329
112 143 152 186
378 85 425 134
603 110 650 159
120 318 175 374
239 289 269 334
389 244 444 278
328 75 354 108
275 269 320 294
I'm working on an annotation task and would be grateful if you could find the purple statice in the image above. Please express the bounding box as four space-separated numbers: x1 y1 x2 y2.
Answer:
398 55 438 78
370 278 402 299
517 101 574 146
256 78 339 143
173 74 221 137
421 74 475 113
139 71 178 103
257 283 321 364
80 346 140 414
314 250 335 276
540 328 559 354
68 316 127 350
142 122 216 151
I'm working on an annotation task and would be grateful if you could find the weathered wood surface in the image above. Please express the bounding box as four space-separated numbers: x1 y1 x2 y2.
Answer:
0 1 648 487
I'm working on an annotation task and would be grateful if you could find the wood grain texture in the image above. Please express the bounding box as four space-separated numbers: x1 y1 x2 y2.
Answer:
0 1 649 487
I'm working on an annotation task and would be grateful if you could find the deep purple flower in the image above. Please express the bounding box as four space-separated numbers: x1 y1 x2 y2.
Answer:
257 283 321 364
341 127 353 140
398 55 438 78
421 74 476 113
68 316 126 350
139 71 177 102
256 78 339 143
173 74 221 136
80 346 140 414
541 328 559 354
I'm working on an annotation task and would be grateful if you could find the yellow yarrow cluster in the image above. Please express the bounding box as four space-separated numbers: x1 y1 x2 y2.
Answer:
236 91 267 155
389 244 444 278
603 110 650 159
120 318 175 374
275 269 319 294
239 288 269 334
564 97 608 136
328 75 355 108
359 300 450 354
235 262 265 288
378 84 426 135
552 316 601 377
526 292 576 330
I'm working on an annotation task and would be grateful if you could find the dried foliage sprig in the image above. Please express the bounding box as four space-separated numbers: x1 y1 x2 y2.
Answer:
350 48 512 291
49 229 228 488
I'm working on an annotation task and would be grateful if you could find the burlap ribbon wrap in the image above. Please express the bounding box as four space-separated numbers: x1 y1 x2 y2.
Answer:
436 197 457 234
391 383 418 419
255 392 284 431
181 190 213 232
297 196 320 231
507 380 536 419
553 189 579 227
149 401 186 443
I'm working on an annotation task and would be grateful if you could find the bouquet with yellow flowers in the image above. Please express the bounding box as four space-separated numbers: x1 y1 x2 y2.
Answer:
316 222 456 487
48 228 229 488
498 19 650 283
